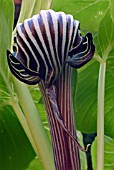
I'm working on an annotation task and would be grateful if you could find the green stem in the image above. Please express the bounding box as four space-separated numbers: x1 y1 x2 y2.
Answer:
97 61 106 170
1 63 54 169
12 100 38 155
93 55 103 63
13 0 38 35
41 0 53 9
0 68 38 156
17 0 36 23
13 77 54 170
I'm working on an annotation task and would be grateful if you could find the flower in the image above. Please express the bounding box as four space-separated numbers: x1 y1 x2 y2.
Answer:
7 10 95 87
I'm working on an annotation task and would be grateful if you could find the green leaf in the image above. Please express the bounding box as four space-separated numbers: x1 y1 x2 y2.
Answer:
109 0 114 22
98 9 114 60
91 135 114 170
73 60 98 133
70 2 114 139
27 157 44 170
0 75 10 107
73 56 114 139
52 0 108 32
0 106 35 170
0 0 14 74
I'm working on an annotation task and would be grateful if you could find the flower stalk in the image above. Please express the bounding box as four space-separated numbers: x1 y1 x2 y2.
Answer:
97 61 106 170
39 65 80 170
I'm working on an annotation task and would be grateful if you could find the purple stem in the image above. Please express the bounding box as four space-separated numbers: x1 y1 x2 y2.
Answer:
39 64 80 170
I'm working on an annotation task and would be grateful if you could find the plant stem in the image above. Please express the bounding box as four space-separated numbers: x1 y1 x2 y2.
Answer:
0 68 38 154
97 61 106 170
93 55 104 63
13 77 54 170
41 0 53 9
17 0 36 23
12 100 38 155
39 65 80 170
13 0 39 35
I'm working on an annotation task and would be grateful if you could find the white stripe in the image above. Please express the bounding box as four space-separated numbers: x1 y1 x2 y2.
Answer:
9 58 40 81
72 20 80 46
11 65 39 82
57 12 67 64
40 10 58 78
26 76 40 81
17 24 40 72
32 14 53 69
49 10 61 70
23 19 48 78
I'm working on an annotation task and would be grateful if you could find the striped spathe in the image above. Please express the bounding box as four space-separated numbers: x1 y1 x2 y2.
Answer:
7 10 94 87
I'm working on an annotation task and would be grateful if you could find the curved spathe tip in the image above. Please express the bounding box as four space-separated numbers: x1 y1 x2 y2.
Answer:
66 32 95 68
7 50 41 85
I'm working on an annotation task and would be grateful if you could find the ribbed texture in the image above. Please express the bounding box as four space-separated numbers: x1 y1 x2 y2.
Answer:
39 65 80 170
8 10 81 87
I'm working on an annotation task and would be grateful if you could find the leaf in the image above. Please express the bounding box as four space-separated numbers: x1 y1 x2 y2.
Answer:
52 0 108 32
73 55 114 139
27 157 44 170
0 75 10 107
104 57 114 139
0 0 14 74
0 0 14 106
0 106 35 170
91 135 114 170
69 1 114 139
98 9 114 60
73 60 98 134
73 57 114 139
109 0 114 23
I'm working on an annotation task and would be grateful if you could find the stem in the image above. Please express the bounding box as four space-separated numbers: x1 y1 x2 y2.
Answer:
56 65 80 170
41 0 53 9
39 65 80 170
0 69 38 154
12 100 38 155
13 0 39 35
13 77 54 170
97 61 106 170
1 68 54 168
93 55 103 63
17 0 36 23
